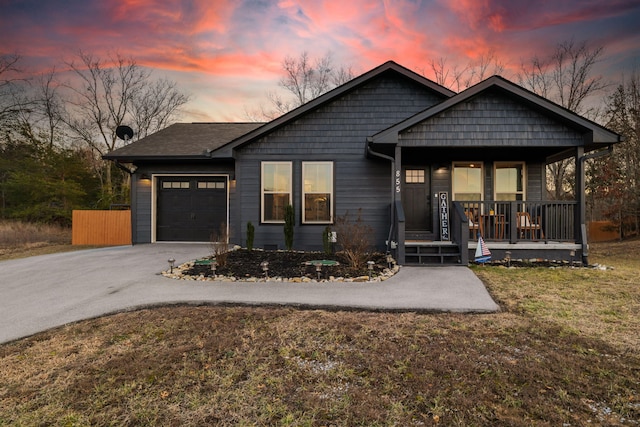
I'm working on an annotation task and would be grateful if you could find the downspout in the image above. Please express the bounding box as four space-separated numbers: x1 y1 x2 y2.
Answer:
578 144 614 264
366 138 396 254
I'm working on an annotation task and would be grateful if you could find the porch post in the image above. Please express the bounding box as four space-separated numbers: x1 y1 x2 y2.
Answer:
575 146 587 260
395 145 405 265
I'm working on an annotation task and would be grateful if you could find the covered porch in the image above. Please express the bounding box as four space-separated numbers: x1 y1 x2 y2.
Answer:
381 144 592 266
392 199 584 266
368 75 621 266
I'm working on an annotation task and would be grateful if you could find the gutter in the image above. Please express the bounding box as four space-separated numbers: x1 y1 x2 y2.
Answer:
580 144 613 162
114 160 136 175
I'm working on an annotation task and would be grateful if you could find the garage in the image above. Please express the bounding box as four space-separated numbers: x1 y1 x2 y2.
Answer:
156 176 228 242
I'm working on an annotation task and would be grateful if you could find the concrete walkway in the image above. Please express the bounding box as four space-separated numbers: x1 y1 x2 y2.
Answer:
0 244 499 344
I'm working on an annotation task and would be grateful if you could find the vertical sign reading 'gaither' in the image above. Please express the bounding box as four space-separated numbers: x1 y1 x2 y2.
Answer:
439 191 450 241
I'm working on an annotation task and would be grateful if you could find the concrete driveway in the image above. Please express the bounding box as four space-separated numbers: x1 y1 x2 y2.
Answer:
0 244 499 344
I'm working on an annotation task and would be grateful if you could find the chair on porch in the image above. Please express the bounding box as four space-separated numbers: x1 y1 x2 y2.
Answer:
465 210 483 239
517 212 544 240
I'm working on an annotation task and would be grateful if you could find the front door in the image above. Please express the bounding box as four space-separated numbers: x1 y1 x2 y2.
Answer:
402 167 432 237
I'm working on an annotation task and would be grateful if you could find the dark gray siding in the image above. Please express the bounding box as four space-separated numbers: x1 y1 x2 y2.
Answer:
236 73 445 251
134 179 152 243
399 89 584 147
526 162 545 200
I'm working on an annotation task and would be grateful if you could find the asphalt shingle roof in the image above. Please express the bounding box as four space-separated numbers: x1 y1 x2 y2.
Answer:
104 122 264 161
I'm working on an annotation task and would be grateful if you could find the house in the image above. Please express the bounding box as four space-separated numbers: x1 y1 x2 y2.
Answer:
105 61 621 265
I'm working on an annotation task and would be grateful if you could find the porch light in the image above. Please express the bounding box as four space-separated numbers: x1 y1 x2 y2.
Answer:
140 173 151 181
367 260 375 280
260 261 269 278
168 258 176 273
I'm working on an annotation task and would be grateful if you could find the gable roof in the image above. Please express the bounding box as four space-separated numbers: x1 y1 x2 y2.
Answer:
371 75 621 150
208 61 456 158
104 122 264 161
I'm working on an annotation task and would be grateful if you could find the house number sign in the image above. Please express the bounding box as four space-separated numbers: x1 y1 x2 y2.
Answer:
439 191 450 241
395 169 401 193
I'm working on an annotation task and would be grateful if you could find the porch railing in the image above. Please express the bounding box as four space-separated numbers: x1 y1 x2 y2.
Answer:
457 201 577 243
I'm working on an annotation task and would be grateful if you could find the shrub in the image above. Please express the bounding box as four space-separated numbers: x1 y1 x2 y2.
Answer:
284 204 294 250
246 221 255 251
333 209 373 269
210 223 229 268
322 226 333 255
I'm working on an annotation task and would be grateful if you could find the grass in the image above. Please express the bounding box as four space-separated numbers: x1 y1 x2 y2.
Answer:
473 240 640 354
0 220 100 261
0 239 639 425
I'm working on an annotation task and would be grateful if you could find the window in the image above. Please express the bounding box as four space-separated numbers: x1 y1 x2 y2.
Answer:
197 181 225 189
495 162 525 201
452 162 483 201
162 181 189 189
405 169 425 184
261 162 292 223
303 162 333 223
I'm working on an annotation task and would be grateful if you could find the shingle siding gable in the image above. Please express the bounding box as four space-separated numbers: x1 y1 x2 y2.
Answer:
238 74 447 156
399 89 584 147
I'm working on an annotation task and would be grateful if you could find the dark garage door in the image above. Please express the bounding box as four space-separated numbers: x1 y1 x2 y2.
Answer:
157 176 227 241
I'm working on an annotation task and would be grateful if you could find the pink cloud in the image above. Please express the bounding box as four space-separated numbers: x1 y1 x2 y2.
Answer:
1 0 638 121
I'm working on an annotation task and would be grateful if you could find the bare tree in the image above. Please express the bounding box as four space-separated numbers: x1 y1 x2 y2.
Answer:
32 68 65 148
0 53 27 125
280 52 333 105
423 49 506 92
61 51 189 200
130 77 190 140
428 57 451 87
471 50 506 83
551 39 606 116
246 52 355 121
518 55 550 100
518 39 607 199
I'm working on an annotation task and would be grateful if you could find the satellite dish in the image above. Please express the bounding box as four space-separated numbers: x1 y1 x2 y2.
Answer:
116 125 134 141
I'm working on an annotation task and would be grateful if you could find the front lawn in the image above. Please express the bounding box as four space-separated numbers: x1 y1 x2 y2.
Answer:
0 240 638 426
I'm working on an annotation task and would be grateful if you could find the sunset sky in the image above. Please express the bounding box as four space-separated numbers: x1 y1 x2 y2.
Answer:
2 0 639 122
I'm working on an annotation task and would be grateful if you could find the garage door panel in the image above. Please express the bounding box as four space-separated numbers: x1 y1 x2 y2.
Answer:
157 177 228 242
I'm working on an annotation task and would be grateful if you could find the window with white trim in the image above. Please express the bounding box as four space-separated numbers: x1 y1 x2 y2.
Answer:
261 162 292 223
302 162 333 223
495 162 525 201
452 162 483 201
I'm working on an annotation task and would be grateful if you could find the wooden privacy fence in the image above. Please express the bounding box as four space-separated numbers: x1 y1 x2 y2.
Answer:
72 210 132 245
588 221 620 242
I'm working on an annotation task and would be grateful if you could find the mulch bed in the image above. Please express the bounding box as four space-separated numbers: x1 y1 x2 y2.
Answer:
183 249 390 280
